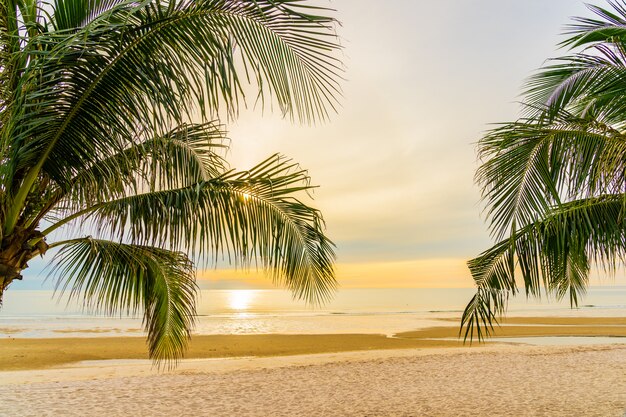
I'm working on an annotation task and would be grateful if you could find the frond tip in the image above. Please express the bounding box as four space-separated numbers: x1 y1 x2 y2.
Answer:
76 154 338 305
51 238 198 364
460 287 507 343
462 194 626 341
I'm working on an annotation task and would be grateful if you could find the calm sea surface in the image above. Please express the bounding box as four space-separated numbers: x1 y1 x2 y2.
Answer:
1 287 626 338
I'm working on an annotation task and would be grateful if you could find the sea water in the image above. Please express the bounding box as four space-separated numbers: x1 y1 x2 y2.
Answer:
1 287 626 339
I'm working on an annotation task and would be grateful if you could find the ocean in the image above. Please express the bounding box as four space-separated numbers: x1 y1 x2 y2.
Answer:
1 287 626 339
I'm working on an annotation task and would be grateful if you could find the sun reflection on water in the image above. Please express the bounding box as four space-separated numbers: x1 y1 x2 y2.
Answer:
227 289 257 311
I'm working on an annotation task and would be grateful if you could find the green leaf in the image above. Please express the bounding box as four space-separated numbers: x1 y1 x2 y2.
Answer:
50 237 198 364
463 195 625 340
48 154 337 304
0 0 342 367
7 0 342 191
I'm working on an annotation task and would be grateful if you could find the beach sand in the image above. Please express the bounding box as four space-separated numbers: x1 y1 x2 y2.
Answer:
0 334 465 371
1 317 626 416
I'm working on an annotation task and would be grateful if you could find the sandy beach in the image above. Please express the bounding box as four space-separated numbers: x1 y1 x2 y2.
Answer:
1 345 626 416
2 317 626 416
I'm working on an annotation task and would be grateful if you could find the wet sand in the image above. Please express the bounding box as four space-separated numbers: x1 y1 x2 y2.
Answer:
3 316 626 371
0 333 464 371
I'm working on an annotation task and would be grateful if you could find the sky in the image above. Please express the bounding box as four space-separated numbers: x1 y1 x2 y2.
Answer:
16 0 622 290
209 0 598 288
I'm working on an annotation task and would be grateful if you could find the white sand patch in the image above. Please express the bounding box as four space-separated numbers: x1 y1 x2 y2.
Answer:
1 345 625 417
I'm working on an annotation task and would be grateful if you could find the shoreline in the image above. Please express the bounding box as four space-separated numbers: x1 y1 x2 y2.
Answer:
2 316 626 372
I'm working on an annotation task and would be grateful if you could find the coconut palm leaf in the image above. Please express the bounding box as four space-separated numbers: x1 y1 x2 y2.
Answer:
50 237 197 364
477 108 626 239
563 1 626 48
22 123 227 232
525 52 626 126
59 122 228 211
5 0 342 229
525 3 626 126
26 122 227 230
45 154 336 304
464 194 626 340
467 4 626 340
50 0 126 31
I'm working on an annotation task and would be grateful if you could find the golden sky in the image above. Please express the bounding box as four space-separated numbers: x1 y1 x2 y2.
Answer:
218 1 594 288
198 259 474 289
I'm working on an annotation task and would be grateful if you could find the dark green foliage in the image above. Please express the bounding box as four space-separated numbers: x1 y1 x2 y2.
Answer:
0 0 341 362
463 1 626 340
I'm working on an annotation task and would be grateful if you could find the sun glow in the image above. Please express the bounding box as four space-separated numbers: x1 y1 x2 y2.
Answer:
227 289 257 311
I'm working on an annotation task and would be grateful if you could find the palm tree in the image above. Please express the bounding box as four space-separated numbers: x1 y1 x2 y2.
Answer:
462 1 626 340
0 0 342 363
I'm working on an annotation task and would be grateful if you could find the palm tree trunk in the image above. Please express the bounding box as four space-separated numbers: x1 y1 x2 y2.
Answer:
0 264 22 307
0 277 13 305
0 263 22 306
0 232 47 305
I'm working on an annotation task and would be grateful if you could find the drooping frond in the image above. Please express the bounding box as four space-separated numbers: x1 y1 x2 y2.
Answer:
0 0 21 155
48 154 337 304
478 108 626 238
50 237 198 364
563 1 626 48
463 194 626 340
525 51 626 126
477 119 560 238
50 0 127 31
25 122 227 229
466 2 626 342
460 286 508 342
0 0 342 367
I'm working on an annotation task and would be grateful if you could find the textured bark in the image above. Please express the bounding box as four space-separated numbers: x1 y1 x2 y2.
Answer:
0 228 48 305
0 258 24 305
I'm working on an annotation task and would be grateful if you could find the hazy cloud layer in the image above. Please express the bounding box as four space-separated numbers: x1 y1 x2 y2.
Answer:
221 0 592 286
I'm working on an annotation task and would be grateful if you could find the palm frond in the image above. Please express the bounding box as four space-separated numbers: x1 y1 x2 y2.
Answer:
0 0 342 367
478 109 626 238
50 0 126 31
524 2 626 126
467 1 626 343
24 122 227 229
525 51 626 126
463 194 625 340
0 0 21 155
460 287 507 342
48 154 337 304
61 122 228 210
562 1 626 48
50 237 198 364
9 0 342 190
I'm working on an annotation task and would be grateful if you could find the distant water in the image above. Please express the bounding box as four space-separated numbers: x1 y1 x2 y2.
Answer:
1 287 626 338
